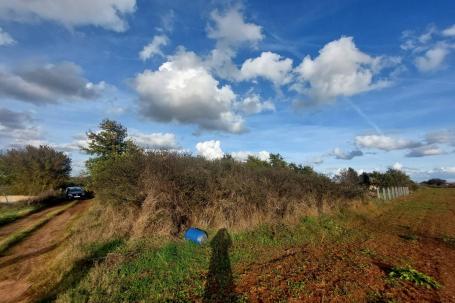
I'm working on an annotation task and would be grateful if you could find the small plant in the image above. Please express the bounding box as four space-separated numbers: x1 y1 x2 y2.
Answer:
388 267 441 289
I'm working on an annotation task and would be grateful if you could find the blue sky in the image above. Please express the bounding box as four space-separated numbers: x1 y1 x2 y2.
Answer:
0 0 454 181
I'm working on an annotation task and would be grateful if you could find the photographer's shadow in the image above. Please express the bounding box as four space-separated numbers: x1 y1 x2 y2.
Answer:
203 228 237 302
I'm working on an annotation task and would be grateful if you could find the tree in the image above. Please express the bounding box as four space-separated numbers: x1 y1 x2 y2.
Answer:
269 153 287 168
83 119 144 205
335 168 359 186
0 145 71 194
83 119 130 160
245 155 270 169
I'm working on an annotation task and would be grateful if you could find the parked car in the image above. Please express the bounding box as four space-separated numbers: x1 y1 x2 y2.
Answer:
65 186 86 199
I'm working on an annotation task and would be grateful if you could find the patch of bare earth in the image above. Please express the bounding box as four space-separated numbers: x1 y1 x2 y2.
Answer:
235 189 455 302
0 200 90 303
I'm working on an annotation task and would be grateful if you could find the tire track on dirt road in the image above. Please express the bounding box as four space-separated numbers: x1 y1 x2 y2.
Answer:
0 200 90 303
0 202 76 241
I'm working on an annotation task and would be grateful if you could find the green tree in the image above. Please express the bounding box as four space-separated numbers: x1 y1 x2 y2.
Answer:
83 119 130 159
335 167 359 186
269 153 287 168
83 119 144 205
0 145 71 194
245 155 270 169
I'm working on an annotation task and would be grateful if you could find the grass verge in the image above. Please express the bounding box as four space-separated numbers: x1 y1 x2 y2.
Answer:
0 204 43 226
0 201 77 255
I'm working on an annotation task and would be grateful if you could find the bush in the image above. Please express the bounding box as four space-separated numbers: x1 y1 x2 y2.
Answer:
93 151 367 236
0 145 71 195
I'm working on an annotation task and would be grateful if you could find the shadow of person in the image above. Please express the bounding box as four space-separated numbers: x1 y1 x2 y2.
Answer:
203 228 237 303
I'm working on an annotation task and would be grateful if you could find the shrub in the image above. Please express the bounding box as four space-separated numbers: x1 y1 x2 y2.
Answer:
0 145 71 195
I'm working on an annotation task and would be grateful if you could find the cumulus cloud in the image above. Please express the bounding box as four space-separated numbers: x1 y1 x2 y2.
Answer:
405 145 445 157
230 150 270 162
355 134 421 151
293 37 392 104
205 7 264 80
0 0 136 32
236 94 275 115
331 147 363 160
134 50 245 133
0 27 15 46
0 62 105 104
240 51 293 85
415 44 450 72
129 131 178 150
207 7 263 47
139 35 168 61
195 140 223 160
442 24 455 37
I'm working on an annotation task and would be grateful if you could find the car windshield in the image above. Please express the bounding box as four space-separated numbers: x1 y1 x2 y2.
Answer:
69 187 83 193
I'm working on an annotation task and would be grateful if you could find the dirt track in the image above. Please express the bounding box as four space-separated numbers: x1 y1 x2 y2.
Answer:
0 200 90 303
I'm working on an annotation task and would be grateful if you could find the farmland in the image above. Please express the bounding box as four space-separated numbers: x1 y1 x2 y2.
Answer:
0 187 452 302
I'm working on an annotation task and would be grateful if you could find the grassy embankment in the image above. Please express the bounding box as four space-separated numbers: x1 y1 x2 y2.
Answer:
31 187 455 302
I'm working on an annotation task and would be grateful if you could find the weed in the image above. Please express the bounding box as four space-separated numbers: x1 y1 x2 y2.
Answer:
388 267 441 289
287 280 306 297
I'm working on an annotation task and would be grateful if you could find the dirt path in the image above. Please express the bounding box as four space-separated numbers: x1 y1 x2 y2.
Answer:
0 200 90 303
235 189 455 302
0 203 74 240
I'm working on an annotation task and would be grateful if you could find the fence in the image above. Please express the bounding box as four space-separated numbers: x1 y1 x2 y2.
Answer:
376 186 409 200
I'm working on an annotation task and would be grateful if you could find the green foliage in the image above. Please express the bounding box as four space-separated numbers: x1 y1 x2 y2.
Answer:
269 153 287 168
245 155 270 169
388 267 441 289
83 119 130 160
0 145 71 195
84 119 144 206
335 167 359 186
89 149 146 206
369 169 413 188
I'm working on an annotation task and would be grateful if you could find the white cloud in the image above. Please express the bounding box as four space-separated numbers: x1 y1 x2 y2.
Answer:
230 150 270 162
207 7 263 47
405 145 445 157
134 50 245 133
331 147 363 160
0 0 136 32
392 162 403 170
195 140 224 160
355 134 421 151
237 94 275 115
139 35 168 61
240 51 293 85
0 62 105 104
294 36 392 103
205 7 264 81
442 24 455 37
129 132 178 150
441 166 455 174
415 44 450 72
0 27 15 46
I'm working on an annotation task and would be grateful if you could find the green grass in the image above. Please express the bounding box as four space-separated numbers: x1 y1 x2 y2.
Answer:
0 204 43 226
0 202 76 254
54 213 367 302
388 267 441 289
